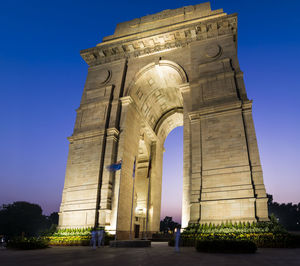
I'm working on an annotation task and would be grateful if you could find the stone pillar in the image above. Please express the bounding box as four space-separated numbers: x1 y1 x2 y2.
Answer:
149 141 164 234
98 127 119 227
182 112 191 228
242 101 269 221
111 96 141 239
189 116 202 223
135 148 150 237
179 83 192 228
58 131 105 228
197 102 257 224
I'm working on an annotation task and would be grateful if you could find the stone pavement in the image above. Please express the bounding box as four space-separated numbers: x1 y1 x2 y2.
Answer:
1 242 300 266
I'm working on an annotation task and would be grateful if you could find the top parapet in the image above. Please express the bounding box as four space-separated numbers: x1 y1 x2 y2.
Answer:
81 2 236 66
101 2 224 43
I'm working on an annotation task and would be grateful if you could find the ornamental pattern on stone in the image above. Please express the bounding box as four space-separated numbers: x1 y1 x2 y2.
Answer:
80 15 237 66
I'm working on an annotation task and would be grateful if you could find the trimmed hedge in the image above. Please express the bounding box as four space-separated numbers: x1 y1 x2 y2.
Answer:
52 227 93 237
184 217 287 235
46 235 91 246
173 217 300 248
195 239 257 253
169 233 300 248
7 237 49 250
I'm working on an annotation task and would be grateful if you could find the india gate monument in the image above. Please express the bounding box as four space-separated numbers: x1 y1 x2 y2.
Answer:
58 2 269 239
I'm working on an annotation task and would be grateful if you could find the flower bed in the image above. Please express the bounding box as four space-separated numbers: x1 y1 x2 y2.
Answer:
44 228 115 246
52 227 93 237
46 235 91 246
170 232 300 248
169 219 300 248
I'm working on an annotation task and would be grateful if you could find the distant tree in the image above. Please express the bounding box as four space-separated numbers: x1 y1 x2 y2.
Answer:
160 216 180 233
41 212 59 235
0 201 48 238
48 212 59 225
267 194 300 231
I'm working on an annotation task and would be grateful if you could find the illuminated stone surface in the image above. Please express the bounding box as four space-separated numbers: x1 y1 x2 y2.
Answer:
59 2 269 239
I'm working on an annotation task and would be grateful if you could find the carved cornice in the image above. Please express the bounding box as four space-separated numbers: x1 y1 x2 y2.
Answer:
76 99 110 112
106 127 119 137
80 14 237 66
119 96 133 106
178 82 191 94
242 100 253 114
68 129 105 142
242 100 253 110
197 70 235 84
188 100 242 121
106 127 119 142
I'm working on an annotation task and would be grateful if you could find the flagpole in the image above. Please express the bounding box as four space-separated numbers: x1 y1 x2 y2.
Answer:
114 165 122 241
129 157 136 240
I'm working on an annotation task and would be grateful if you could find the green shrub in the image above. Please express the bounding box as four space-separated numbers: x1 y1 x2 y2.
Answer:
7 237 49 250
184 218 287 235
195 239 257 253
52 227 93 237
45 235 91 246
172 216 299 249
173 232 300 248
45 229 115 246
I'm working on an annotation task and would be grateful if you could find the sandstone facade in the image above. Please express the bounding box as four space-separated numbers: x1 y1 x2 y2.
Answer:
59 2 269 239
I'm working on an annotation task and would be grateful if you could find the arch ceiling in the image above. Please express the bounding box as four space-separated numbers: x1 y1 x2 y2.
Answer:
128 61 186 138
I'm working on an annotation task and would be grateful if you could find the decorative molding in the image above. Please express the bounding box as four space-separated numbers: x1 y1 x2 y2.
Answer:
178 82 191 94
188 100 242 121
197 70 235 84
106 127 120 137
119 96 133 106
106 128 120 142
68 129 105 142
242 100 253 111
80 14 237 66
204 44 222 58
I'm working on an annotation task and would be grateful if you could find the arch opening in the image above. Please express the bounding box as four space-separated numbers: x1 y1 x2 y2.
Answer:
161 126 183 225
126 60 187 237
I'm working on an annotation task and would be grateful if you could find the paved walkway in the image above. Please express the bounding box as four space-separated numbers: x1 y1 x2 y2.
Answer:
1 242 300 266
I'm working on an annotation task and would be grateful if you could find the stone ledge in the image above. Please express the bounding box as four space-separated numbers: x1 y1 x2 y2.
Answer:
109 240 151 248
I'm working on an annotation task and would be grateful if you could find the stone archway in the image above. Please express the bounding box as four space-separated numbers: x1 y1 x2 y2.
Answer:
58 3 269 239
111 60 187 238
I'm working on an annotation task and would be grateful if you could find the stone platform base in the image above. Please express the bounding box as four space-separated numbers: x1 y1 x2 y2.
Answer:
109 240 151 248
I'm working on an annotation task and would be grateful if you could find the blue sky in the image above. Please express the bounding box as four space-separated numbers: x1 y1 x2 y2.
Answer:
1 0 300 223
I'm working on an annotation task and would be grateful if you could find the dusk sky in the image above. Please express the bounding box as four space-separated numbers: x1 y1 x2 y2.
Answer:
1 0 300 224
